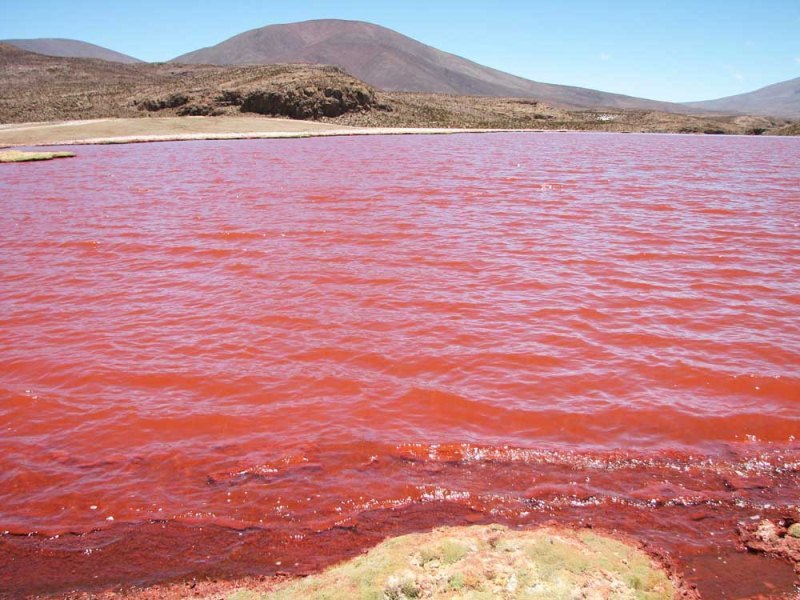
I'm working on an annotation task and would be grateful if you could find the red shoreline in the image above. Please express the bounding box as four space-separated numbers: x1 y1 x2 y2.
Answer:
3 499 798 599
2 441 799 598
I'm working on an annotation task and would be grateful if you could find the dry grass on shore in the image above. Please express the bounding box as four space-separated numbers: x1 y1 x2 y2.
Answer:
0 149 75 162
56 525 694 600
234 525 680 600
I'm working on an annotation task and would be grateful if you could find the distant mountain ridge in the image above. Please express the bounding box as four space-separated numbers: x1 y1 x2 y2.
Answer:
3 23 797 119
1 38 142 63
171 19 693 113
684 77 800 120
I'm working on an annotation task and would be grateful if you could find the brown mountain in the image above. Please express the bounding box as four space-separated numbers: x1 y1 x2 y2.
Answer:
171 19 691 113
684 77 800 119
0 42 783 135
2 38 142 63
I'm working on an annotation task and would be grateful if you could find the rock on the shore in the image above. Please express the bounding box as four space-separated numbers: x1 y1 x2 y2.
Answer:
131 65 383 122
738 519 800 573
138 93 189 112
239 85 376 119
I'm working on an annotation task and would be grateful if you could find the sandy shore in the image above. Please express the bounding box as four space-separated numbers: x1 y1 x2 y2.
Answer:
0 116 524 147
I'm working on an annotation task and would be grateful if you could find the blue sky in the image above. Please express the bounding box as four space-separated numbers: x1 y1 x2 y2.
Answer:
1 0 798 102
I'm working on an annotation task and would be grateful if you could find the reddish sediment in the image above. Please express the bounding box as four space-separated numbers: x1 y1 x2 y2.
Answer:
2 442 798 598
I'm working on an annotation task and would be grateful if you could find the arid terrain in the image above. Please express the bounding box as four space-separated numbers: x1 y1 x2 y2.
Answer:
685 75 800 120
7 20 800 121
1 43 793 140
172 19 695 114
1 37 143 63
169 19 800 120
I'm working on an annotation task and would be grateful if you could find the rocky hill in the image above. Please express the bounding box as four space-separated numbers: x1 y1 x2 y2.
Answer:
0 43 378 123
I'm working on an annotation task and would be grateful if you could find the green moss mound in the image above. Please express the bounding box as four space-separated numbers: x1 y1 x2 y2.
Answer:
231 524 677 600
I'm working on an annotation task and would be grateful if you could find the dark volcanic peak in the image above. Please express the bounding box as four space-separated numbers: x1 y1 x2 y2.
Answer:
2 38 143 63
171 19 691 113
684 77 800 120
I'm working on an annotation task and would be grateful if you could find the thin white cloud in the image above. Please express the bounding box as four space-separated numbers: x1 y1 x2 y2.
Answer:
795 57 800 64
598 52 611 61
725 65 745 82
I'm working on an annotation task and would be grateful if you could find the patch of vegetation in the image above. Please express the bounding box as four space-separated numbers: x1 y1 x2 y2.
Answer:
0 150 75 163
439 539 470 565
447 572 465 590
234 524 678 600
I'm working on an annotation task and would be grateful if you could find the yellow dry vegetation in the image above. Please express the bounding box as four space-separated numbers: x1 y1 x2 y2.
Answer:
228 524 676 600
0 150 75 163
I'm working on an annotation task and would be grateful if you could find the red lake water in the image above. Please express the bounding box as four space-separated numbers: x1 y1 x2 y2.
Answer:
1 132 799 598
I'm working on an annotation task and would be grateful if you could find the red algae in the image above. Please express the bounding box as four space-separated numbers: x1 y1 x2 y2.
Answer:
1 132 799 598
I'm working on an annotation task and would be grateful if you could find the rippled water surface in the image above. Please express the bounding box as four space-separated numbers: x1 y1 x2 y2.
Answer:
1 133 799 596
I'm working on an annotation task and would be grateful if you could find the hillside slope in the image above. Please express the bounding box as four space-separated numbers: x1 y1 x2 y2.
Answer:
684 77 800 119
0 43 377 123
0 43 784 136
172 19 693 113
2 38 143 63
